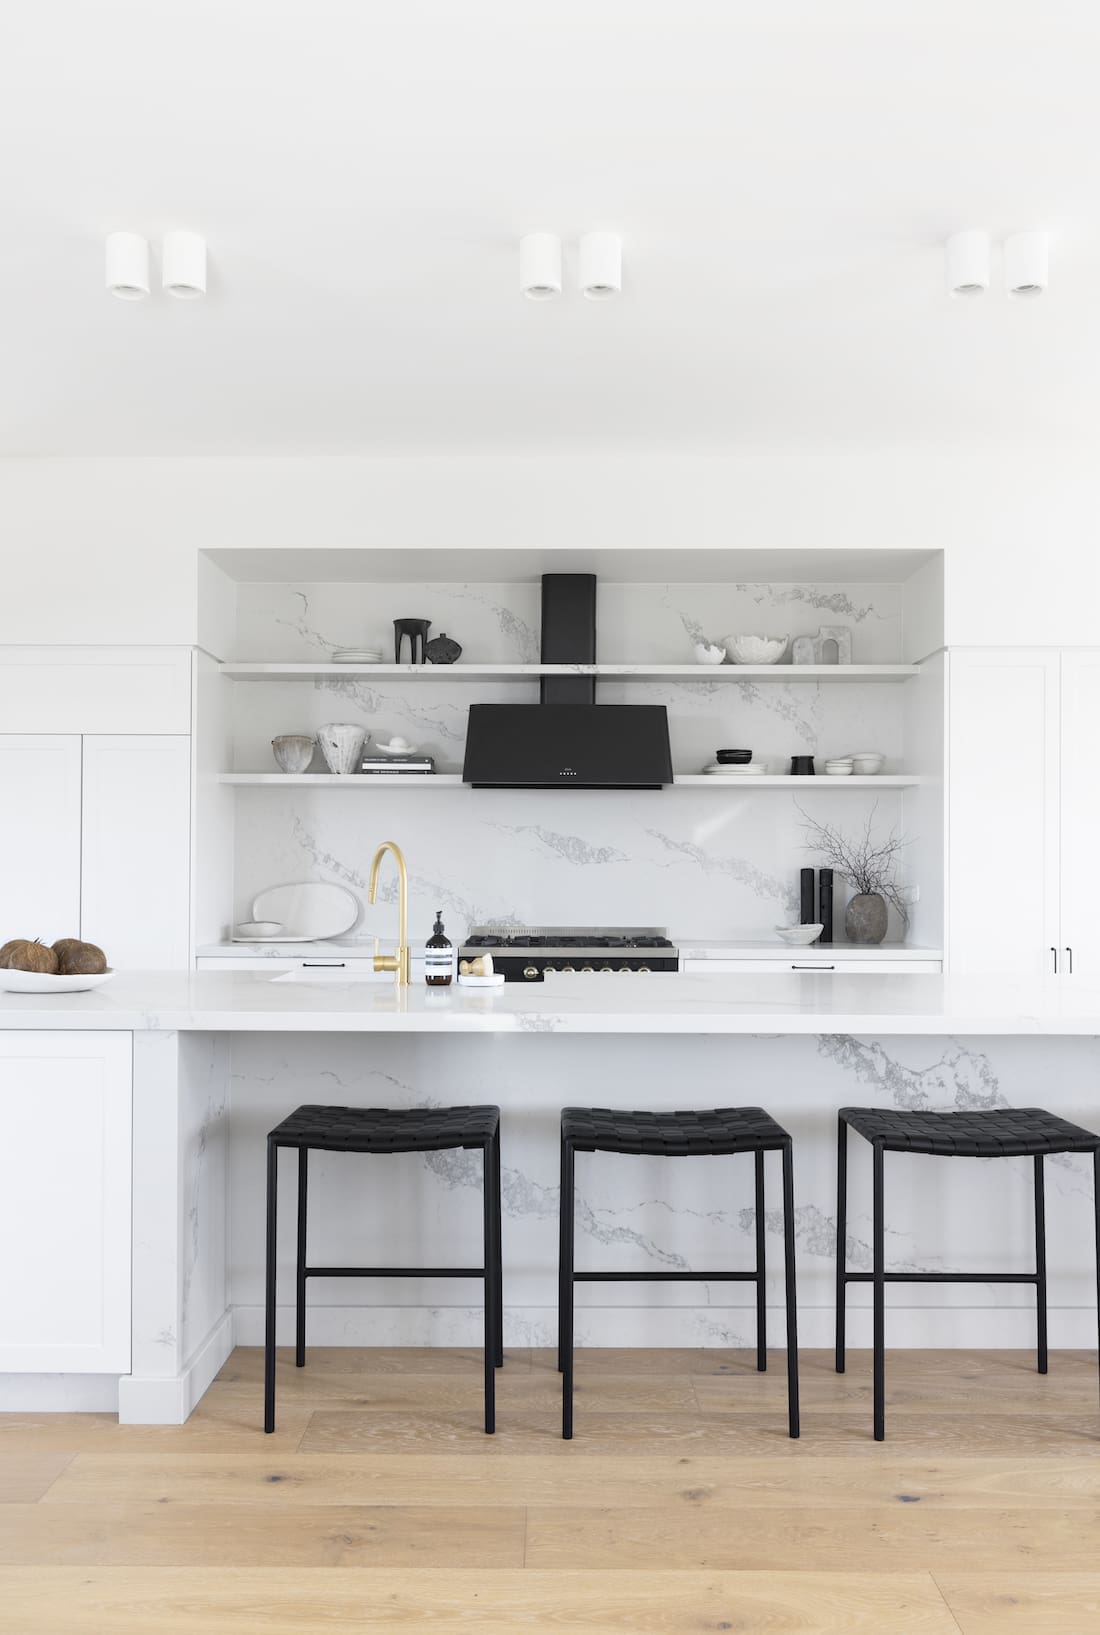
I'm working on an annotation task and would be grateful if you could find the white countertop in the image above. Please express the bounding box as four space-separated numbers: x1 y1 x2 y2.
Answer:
675 940 943 960
0 969 1097 1034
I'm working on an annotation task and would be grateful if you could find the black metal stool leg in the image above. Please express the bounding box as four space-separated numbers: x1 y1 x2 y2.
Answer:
1034 1154 1048 1375
561 1140 576 1439
873 1141 886 1442
1093 1151 1100 1421
295 1147 309 1368
491 1131 504 1367
835 1115 847 1374
755 1149 767 1372
482 1141 498 1434
557 1132 567 1373
781 1140 800 1439
264 1138 278 1434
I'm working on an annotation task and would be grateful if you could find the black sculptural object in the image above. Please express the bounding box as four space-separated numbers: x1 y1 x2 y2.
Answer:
425 632 462 665
394 618 431 664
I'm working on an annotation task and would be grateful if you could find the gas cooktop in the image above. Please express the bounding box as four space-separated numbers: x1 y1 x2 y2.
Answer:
461 926 679 980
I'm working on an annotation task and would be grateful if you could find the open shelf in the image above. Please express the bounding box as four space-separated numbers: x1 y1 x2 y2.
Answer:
219 662 919 683
218 772 922 788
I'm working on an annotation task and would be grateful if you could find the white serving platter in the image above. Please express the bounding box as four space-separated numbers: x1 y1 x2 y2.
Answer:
0 968 116 994
252 882 359 940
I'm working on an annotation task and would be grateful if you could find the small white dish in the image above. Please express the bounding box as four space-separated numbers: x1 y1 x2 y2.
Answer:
724 633 789 666
823 766 853 776
775 925 824 946
850 753 885 775
693 642 727 666
233 921 286 940
704 762 767 775
458 972 506 988
0 968 115 994
375 737 420 755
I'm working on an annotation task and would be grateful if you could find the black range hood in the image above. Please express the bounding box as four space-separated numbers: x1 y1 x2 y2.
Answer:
462 574 673 789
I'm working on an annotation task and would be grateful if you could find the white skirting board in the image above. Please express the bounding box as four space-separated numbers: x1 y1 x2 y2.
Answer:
118 1310 234 1426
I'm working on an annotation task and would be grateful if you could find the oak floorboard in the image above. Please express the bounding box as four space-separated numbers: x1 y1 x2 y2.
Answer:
219 1345 533 1380
208 1371 698 1413
40 1450 1100 1510
524 1502 1100 1572
936 1572 1100 1633
0 1500 526 1568
0 1450 74 1502
0 1567 962 1634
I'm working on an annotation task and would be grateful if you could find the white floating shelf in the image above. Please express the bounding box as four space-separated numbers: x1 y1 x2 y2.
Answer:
219 662 918 683
218 772 921 788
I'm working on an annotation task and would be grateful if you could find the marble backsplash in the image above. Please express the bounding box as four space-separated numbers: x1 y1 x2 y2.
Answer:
229 579 916 941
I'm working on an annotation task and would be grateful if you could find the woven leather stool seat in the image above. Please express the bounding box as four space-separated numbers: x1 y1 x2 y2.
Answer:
268 1102 500 1154
840 1106 1100 1159
561 1105 790 1157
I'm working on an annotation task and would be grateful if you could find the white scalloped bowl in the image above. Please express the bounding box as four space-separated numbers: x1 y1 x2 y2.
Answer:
0 968 115 994
774 925 823 946
725 634 789 665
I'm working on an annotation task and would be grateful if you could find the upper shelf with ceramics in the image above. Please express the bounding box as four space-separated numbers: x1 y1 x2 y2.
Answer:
220 661 920 682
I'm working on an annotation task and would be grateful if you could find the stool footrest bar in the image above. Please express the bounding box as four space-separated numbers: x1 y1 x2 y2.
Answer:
573 1270 760 1283
843 1271 1040 1285
304 1266 486 1279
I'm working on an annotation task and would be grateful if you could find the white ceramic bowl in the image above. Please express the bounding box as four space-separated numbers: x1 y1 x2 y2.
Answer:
775 925 824 946
851 752 885 774
693 642 727 666
823 766 853 776
724 633 789 666
0 968 115 994
234 921 285 940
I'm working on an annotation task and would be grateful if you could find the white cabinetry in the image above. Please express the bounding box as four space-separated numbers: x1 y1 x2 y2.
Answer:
0 1033 132 1372
82 736 192 968
0 735 82 943
948 648 1098 978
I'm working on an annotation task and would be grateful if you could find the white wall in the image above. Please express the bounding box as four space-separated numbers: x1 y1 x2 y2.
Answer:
0 452 1094 646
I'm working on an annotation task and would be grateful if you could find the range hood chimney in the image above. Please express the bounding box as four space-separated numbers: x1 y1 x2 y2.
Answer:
540 573 596 705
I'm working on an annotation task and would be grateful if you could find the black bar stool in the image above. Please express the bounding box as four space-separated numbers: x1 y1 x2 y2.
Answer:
836 1105 1100 1441
558 1105 799 1440
264 1103 503 1434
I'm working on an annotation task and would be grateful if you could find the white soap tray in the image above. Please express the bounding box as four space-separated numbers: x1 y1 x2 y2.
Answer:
458 973 506 988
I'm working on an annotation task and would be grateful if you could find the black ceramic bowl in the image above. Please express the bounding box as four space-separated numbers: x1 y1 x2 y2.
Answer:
716 748 752 764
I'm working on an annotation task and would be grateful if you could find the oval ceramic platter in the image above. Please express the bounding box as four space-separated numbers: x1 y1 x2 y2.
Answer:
251 882 359 941
0 969 116 994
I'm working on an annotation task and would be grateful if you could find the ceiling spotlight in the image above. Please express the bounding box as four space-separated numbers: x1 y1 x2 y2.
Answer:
162 231 207 299
105 231 150 301
519 233 562 300
1005 230 1048 297
944 230 990 297
579 231 622 300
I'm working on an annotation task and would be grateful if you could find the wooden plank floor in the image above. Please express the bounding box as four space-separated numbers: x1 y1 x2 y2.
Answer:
2 1347 1100 1632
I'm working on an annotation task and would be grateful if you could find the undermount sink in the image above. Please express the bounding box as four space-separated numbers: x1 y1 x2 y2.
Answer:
271 967 394 984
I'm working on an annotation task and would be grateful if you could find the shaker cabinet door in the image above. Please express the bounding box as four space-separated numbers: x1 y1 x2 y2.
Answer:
81 735 192 969
947 649 1061 976
0 1032 132 1372
1058 649 1100 981
0 734 82 945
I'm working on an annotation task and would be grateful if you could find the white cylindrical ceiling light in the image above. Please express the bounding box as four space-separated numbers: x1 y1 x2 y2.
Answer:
162 231 207 299
1005 231 1048 297
519 233 562 300
105 231 150 300
579 231 622 299
944 230 990 296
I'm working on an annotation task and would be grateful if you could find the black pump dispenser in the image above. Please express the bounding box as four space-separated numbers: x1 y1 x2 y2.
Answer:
425 910 454 986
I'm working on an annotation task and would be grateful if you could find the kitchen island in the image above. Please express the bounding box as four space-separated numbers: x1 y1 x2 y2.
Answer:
2 970 1098 1423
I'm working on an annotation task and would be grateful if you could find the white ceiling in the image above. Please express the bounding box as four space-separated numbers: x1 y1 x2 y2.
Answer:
3 1 1099 455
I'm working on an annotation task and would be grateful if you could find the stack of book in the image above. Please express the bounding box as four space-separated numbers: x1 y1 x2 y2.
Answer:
359 753 436 776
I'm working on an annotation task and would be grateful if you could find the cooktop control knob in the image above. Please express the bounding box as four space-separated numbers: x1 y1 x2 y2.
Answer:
523 965 539 979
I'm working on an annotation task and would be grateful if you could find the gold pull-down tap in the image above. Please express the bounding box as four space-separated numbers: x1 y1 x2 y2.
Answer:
368 840 411 985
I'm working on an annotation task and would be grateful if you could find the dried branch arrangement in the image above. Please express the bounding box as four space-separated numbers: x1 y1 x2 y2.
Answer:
797 801 911 924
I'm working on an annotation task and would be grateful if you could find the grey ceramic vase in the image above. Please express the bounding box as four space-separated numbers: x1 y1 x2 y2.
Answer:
845 892 888 945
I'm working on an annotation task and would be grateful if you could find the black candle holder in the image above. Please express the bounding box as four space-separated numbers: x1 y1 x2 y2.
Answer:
394 618 431 664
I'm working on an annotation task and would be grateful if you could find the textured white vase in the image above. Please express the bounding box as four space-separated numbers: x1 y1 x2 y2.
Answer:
318 723 368 775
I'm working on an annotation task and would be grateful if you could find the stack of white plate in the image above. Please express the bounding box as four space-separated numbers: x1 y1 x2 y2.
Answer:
703 762 768 776
331 648 384 664
824 757 854 776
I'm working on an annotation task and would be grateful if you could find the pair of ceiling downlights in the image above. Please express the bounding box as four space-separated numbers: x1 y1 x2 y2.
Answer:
105 231 206 300
520 232 622 301
945 230 1048 297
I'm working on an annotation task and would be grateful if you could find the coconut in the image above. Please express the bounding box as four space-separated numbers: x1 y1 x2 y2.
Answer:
6 939 59 974
0 939 26 968
53 939 108 976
